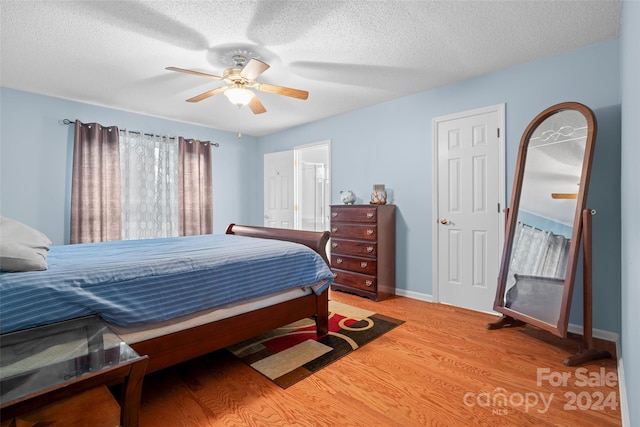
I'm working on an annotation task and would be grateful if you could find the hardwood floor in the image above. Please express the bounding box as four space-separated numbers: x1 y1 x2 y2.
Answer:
138 290 621 426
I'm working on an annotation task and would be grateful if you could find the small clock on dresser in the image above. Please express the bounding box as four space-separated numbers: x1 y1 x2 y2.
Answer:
329 204 396 301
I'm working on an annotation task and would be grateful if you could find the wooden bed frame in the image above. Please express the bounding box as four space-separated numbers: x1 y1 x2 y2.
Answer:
130 224 331 374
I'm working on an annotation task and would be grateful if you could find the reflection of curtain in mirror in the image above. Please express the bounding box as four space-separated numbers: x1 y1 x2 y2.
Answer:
506 222 570 290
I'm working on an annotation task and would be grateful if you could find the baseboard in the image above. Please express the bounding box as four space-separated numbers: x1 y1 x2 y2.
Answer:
567 323 619 343
392 294 620 343
394 290 499 316
394 288 433 302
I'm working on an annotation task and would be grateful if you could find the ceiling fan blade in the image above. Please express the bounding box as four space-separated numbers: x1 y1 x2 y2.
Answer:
240 59 270 81
249 96 267 114
186 86 227 103
257 83 309 100
166 66 223 80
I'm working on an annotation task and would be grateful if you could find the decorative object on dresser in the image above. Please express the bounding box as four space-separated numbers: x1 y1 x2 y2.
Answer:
370 184 387 205
330 204 396 301
340 190 356 205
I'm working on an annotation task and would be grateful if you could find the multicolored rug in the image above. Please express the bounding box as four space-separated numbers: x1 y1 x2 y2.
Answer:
226 300 404 388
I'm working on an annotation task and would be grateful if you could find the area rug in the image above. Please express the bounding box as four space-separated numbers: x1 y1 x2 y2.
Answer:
226 300 404 388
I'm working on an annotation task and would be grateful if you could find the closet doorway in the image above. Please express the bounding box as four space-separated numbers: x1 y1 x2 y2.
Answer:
263 141 330 231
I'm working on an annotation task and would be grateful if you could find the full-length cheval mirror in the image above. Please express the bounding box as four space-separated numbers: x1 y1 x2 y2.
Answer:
487 102 610 365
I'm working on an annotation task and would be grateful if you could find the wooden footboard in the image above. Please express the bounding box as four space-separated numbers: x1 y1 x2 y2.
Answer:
132 225 331 374
132 290 328 374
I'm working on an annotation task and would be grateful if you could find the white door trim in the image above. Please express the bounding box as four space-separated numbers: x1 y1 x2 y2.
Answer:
431 103 506 307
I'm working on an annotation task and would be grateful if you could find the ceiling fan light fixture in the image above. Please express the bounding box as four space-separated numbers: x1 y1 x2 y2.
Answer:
224 86 255 107
167 58 307 115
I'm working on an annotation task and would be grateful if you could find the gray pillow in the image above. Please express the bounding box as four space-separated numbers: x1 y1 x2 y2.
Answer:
0 216 52 272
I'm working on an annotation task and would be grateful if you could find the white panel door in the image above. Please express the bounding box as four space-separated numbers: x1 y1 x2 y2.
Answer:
264 151 294 228
434 105 504 313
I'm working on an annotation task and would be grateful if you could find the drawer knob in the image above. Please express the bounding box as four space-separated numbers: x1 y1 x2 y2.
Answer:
365 280 373 287
332 227 338 233
366 246 374 253
367 229 374 235
366 212 374 218
360 262 368 268
333 273 338 278
332 212 338 217
336 258 343 264
331 242 338 248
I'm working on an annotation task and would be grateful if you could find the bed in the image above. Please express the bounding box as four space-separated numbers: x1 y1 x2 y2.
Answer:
129 224 332 373
0 223 333 374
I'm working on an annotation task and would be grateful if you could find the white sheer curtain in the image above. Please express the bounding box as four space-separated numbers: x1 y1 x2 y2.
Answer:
119 131 179 240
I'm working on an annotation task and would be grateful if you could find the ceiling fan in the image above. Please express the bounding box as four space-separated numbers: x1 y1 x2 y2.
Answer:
167 55 309 114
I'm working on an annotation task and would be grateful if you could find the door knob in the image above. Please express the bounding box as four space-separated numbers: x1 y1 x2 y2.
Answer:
439 218 451 225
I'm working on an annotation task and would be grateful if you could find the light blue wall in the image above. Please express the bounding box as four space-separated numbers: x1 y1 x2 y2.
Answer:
1 21 634 423
620 1 639 425
0 88 258 245
257 39 622 334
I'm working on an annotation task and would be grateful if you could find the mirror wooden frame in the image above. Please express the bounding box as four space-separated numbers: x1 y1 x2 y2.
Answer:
491 102 597 338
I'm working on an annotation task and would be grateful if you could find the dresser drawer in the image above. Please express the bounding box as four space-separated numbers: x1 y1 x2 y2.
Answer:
331 223 377 240
332 269 377 292
330 239 377 257
330 206 377 223
331 254 377 275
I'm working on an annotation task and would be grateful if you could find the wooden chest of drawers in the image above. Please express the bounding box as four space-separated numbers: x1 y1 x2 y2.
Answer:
329 204 396 301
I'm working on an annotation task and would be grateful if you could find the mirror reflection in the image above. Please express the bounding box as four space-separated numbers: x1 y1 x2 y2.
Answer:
503 110 588 326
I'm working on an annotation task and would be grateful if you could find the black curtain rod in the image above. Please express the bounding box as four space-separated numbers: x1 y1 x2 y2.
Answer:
61 119 219 147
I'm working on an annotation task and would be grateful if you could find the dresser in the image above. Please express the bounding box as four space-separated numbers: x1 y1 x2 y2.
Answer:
329 204 396 301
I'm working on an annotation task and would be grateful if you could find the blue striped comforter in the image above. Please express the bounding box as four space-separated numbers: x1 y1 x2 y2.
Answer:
0 234 333 334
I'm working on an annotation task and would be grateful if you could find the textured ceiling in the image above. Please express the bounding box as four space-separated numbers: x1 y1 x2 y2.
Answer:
0 1 622 136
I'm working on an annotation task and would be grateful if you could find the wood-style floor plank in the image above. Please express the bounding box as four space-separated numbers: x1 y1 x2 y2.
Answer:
138 291 621 426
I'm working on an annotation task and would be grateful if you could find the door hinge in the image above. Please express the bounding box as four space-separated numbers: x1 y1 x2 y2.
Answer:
497 128 500 138
498 203 501 213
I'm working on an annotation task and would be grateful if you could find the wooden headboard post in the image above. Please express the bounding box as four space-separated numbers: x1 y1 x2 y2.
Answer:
225 224 331 266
